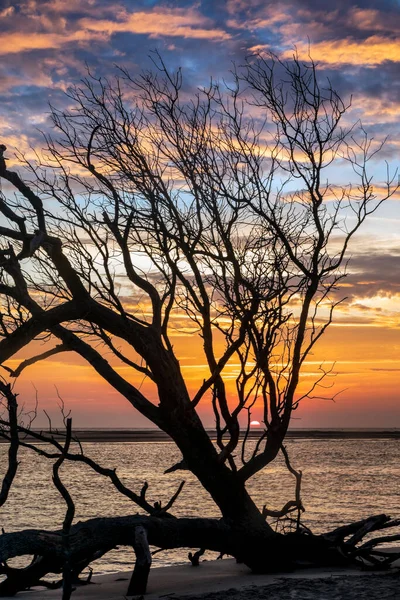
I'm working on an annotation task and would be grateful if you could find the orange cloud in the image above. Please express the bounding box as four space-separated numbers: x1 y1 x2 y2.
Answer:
351 96 400 124
79 8 231 41
282 36 400 67
0 6 15 18
0 7 230 57
0 30 108 55
348 7 400 34
22 0 99 15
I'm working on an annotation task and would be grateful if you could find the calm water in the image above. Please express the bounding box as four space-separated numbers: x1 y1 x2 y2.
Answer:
0 439 399 575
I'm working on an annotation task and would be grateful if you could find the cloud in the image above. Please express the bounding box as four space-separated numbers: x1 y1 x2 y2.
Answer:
79 8 231 42
345 251 400 300
231 2 400 70
347 7 400 34
0 6 15 18
0 5 230 59
320 246 400 330
351 96 400 125
227 5 289 31
282 36 400 67
0 30 109 56
22 0 98 15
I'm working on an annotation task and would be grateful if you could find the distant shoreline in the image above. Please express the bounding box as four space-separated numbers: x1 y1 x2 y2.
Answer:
2 428 399 443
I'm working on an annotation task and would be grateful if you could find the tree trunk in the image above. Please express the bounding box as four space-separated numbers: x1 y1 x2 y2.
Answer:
155 409 278 570
149 349 275 540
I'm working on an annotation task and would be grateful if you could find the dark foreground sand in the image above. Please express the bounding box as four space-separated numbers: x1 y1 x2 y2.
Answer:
6 558 400 600
177 572 400 600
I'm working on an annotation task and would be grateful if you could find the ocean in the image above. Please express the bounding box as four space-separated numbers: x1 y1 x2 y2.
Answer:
0 437 399 576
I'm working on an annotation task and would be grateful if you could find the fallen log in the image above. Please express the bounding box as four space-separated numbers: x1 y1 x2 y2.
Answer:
0 513 399 596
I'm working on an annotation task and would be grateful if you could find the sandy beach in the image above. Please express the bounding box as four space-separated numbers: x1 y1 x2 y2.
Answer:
4 557 399 600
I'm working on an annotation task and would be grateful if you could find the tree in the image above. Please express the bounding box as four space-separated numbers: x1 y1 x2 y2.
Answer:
0 53 399 595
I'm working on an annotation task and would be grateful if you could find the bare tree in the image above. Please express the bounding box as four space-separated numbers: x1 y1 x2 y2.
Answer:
0 52 399 593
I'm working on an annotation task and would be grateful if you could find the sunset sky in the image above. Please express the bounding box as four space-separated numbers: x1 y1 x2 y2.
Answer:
1 0 400 429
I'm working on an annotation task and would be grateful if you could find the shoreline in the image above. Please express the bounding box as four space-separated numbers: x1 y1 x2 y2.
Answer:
7 557 400 600
2 428 400 443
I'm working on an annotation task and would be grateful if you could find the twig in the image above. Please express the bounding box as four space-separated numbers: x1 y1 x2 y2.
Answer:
188 548 205 566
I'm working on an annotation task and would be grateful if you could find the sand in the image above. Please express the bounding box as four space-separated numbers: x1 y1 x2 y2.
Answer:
4 558 399 600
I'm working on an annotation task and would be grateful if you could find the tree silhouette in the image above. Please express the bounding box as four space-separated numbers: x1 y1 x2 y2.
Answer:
0 53 399 595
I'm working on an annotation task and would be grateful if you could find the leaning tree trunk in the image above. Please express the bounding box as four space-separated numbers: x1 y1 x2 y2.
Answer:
138 341 279 569
148 359 278 570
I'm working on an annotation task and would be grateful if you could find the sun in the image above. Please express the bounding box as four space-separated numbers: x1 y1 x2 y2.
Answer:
250 420 261 427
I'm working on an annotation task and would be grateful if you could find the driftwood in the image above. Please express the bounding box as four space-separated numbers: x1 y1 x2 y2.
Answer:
0 512 399 596
188 548 205 566
127 526 152 595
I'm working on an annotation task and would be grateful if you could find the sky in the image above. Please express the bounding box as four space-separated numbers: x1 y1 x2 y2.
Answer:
0 0 400 428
